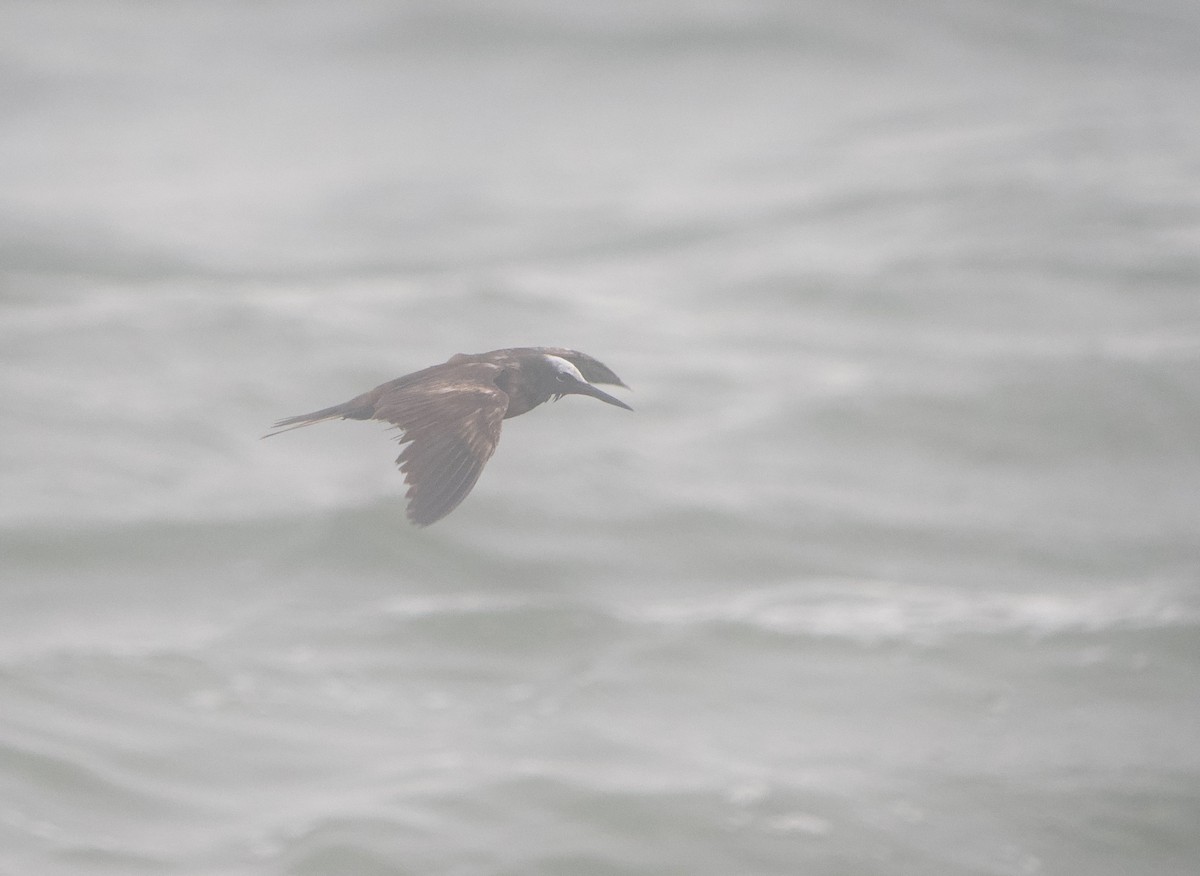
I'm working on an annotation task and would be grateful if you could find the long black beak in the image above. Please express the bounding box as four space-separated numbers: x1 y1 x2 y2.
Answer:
565 378 633 411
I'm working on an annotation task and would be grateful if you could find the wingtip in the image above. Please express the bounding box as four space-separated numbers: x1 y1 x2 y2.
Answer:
405 506 441 527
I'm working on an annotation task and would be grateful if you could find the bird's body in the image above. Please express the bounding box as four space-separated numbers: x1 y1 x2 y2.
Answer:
265 347 631 526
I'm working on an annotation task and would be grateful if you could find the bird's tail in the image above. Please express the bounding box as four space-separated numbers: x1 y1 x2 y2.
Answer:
261 400 371 438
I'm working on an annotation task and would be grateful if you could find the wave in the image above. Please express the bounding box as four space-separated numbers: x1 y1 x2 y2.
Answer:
625 579 1197 643
331 579 1196 646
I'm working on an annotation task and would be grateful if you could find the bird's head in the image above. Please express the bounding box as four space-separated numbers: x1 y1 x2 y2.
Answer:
543 355 633 410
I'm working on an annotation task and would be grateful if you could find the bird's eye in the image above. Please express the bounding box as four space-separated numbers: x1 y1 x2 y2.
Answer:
556 372 569 382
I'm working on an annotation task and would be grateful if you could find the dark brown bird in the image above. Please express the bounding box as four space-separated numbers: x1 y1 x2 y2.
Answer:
265 347 631 526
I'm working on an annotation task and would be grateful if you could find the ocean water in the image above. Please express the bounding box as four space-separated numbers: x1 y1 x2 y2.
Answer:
2 1 1199 874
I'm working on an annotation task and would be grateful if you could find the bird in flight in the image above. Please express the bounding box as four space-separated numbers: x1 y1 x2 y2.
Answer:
265 347 631 526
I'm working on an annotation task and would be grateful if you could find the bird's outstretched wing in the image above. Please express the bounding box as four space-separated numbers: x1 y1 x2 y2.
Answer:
372 363 509 526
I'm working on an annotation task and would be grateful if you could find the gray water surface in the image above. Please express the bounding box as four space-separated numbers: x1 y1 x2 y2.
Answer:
2 2 1199 874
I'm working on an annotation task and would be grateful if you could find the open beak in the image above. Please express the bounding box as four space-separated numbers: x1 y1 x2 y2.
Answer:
566 379 633 411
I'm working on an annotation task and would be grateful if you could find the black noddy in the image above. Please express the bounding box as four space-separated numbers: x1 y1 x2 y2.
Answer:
264 347 631 526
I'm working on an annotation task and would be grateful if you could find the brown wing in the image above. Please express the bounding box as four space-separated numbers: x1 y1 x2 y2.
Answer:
372 363 509 526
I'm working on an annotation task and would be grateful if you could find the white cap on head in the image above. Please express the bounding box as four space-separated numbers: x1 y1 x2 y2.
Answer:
543 354 586 382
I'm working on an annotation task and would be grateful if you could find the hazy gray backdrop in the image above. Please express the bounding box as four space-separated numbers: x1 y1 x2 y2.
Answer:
2 1 1199 874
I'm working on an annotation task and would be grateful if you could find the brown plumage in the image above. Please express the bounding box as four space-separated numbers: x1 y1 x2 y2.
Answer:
264 347 631 526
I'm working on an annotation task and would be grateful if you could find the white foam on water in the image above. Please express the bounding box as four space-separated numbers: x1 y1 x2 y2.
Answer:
379 593 533 619
630 580 1195 643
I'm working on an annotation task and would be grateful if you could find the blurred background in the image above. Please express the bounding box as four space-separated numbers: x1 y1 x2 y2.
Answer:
2 1 1199 874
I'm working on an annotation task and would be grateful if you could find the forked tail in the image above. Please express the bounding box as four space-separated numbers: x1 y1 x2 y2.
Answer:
261 400 371 438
